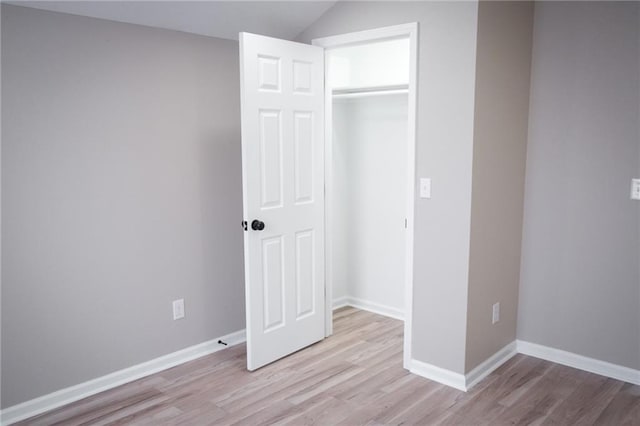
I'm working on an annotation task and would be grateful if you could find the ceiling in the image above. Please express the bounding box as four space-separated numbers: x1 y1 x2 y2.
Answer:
5 1 339 41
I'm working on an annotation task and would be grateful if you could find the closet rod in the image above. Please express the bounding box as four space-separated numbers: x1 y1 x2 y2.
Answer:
332 89 408 99
332 84 409 99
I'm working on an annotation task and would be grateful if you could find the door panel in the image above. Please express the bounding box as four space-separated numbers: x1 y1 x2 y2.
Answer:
259 110 283 209
262 236 285 332
240 33 325 370
294 111 314 204
295 229 315 319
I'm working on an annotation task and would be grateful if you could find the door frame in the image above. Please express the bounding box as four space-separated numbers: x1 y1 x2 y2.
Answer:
312 22 418 369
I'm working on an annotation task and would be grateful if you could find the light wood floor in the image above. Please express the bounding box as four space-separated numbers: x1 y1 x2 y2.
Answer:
19 307 640 425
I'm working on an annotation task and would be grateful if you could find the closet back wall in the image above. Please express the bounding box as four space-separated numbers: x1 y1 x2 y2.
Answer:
1 5 245 407
332 95 407 314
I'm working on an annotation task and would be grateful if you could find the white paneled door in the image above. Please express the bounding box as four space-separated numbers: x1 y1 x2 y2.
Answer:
239 33 325 370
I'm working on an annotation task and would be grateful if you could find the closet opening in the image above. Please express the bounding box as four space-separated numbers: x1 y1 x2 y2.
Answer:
313 23 418 369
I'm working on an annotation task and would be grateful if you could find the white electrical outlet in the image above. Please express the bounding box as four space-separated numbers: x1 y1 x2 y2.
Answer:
492 302 500 324
173 299 185 320
631 179 640 200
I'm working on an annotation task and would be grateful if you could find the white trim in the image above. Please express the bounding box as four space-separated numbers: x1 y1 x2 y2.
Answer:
313 22 419 371
0 329 246 426
410 342 517 393
312 23 418 50
332 296 349 310
408 340 640 395
334 297 404 321
321 36 334 338
403 22 418 371
465 341 517 390
517 340 640 386
409 359 467 392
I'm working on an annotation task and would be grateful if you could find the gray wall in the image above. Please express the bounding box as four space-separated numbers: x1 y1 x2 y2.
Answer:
1 4 245 407
465 1 533 372
518 1 640 370
298 1 480 373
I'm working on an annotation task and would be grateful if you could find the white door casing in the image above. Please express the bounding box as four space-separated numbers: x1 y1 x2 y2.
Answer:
313 23 418 369
239 33 325 370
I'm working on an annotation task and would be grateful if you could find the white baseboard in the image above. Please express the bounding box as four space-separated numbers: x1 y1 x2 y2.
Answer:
7 327 637 424
0 329 246 426
409 359 467 391
465 341 517 390
409 341 517 393
332 296 404 321
410 339 640 393
332 296 349 311
517 340 640 386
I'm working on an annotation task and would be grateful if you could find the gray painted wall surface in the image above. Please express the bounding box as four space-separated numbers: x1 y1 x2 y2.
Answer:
298 1 480 373
518 2 640 370
1 5 245 407
465 1 533 372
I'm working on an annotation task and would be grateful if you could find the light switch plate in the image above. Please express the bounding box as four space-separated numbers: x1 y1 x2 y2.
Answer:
420 178 431 199
631 179 640 200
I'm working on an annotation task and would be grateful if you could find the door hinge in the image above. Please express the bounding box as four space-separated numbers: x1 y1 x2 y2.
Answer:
405 218 408 229
242 220 248 231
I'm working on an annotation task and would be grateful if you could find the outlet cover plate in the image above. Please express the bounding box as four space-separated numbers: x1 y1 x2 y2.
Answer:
173 299 185 320
492 302 500 324
631 179 640 200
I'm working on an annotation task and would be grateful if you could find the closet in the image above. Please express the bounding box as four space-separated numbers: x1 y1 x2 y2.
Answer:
327 37 410 320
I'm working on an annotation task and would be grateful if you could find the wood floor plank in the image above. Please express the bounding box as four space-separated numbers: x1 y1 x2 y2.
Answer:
223 399 295 426
335 378 434 426
542 374 625 425
484 364 585 426
410 384 465 425
282 396 354 426
371 380 442 425
285 364 365 405
18 307 640 426
129 406 183 426
593 382 640 426
329 363 406 403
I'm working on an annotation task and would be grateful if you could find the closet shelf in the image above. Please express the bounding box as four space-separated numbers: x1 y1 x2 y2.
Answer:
332 84 409 99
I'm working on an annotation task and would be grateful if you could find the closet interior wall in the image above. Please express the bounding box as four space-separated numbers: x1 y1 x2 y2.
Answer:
328 37 410 318
331 94 408 314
